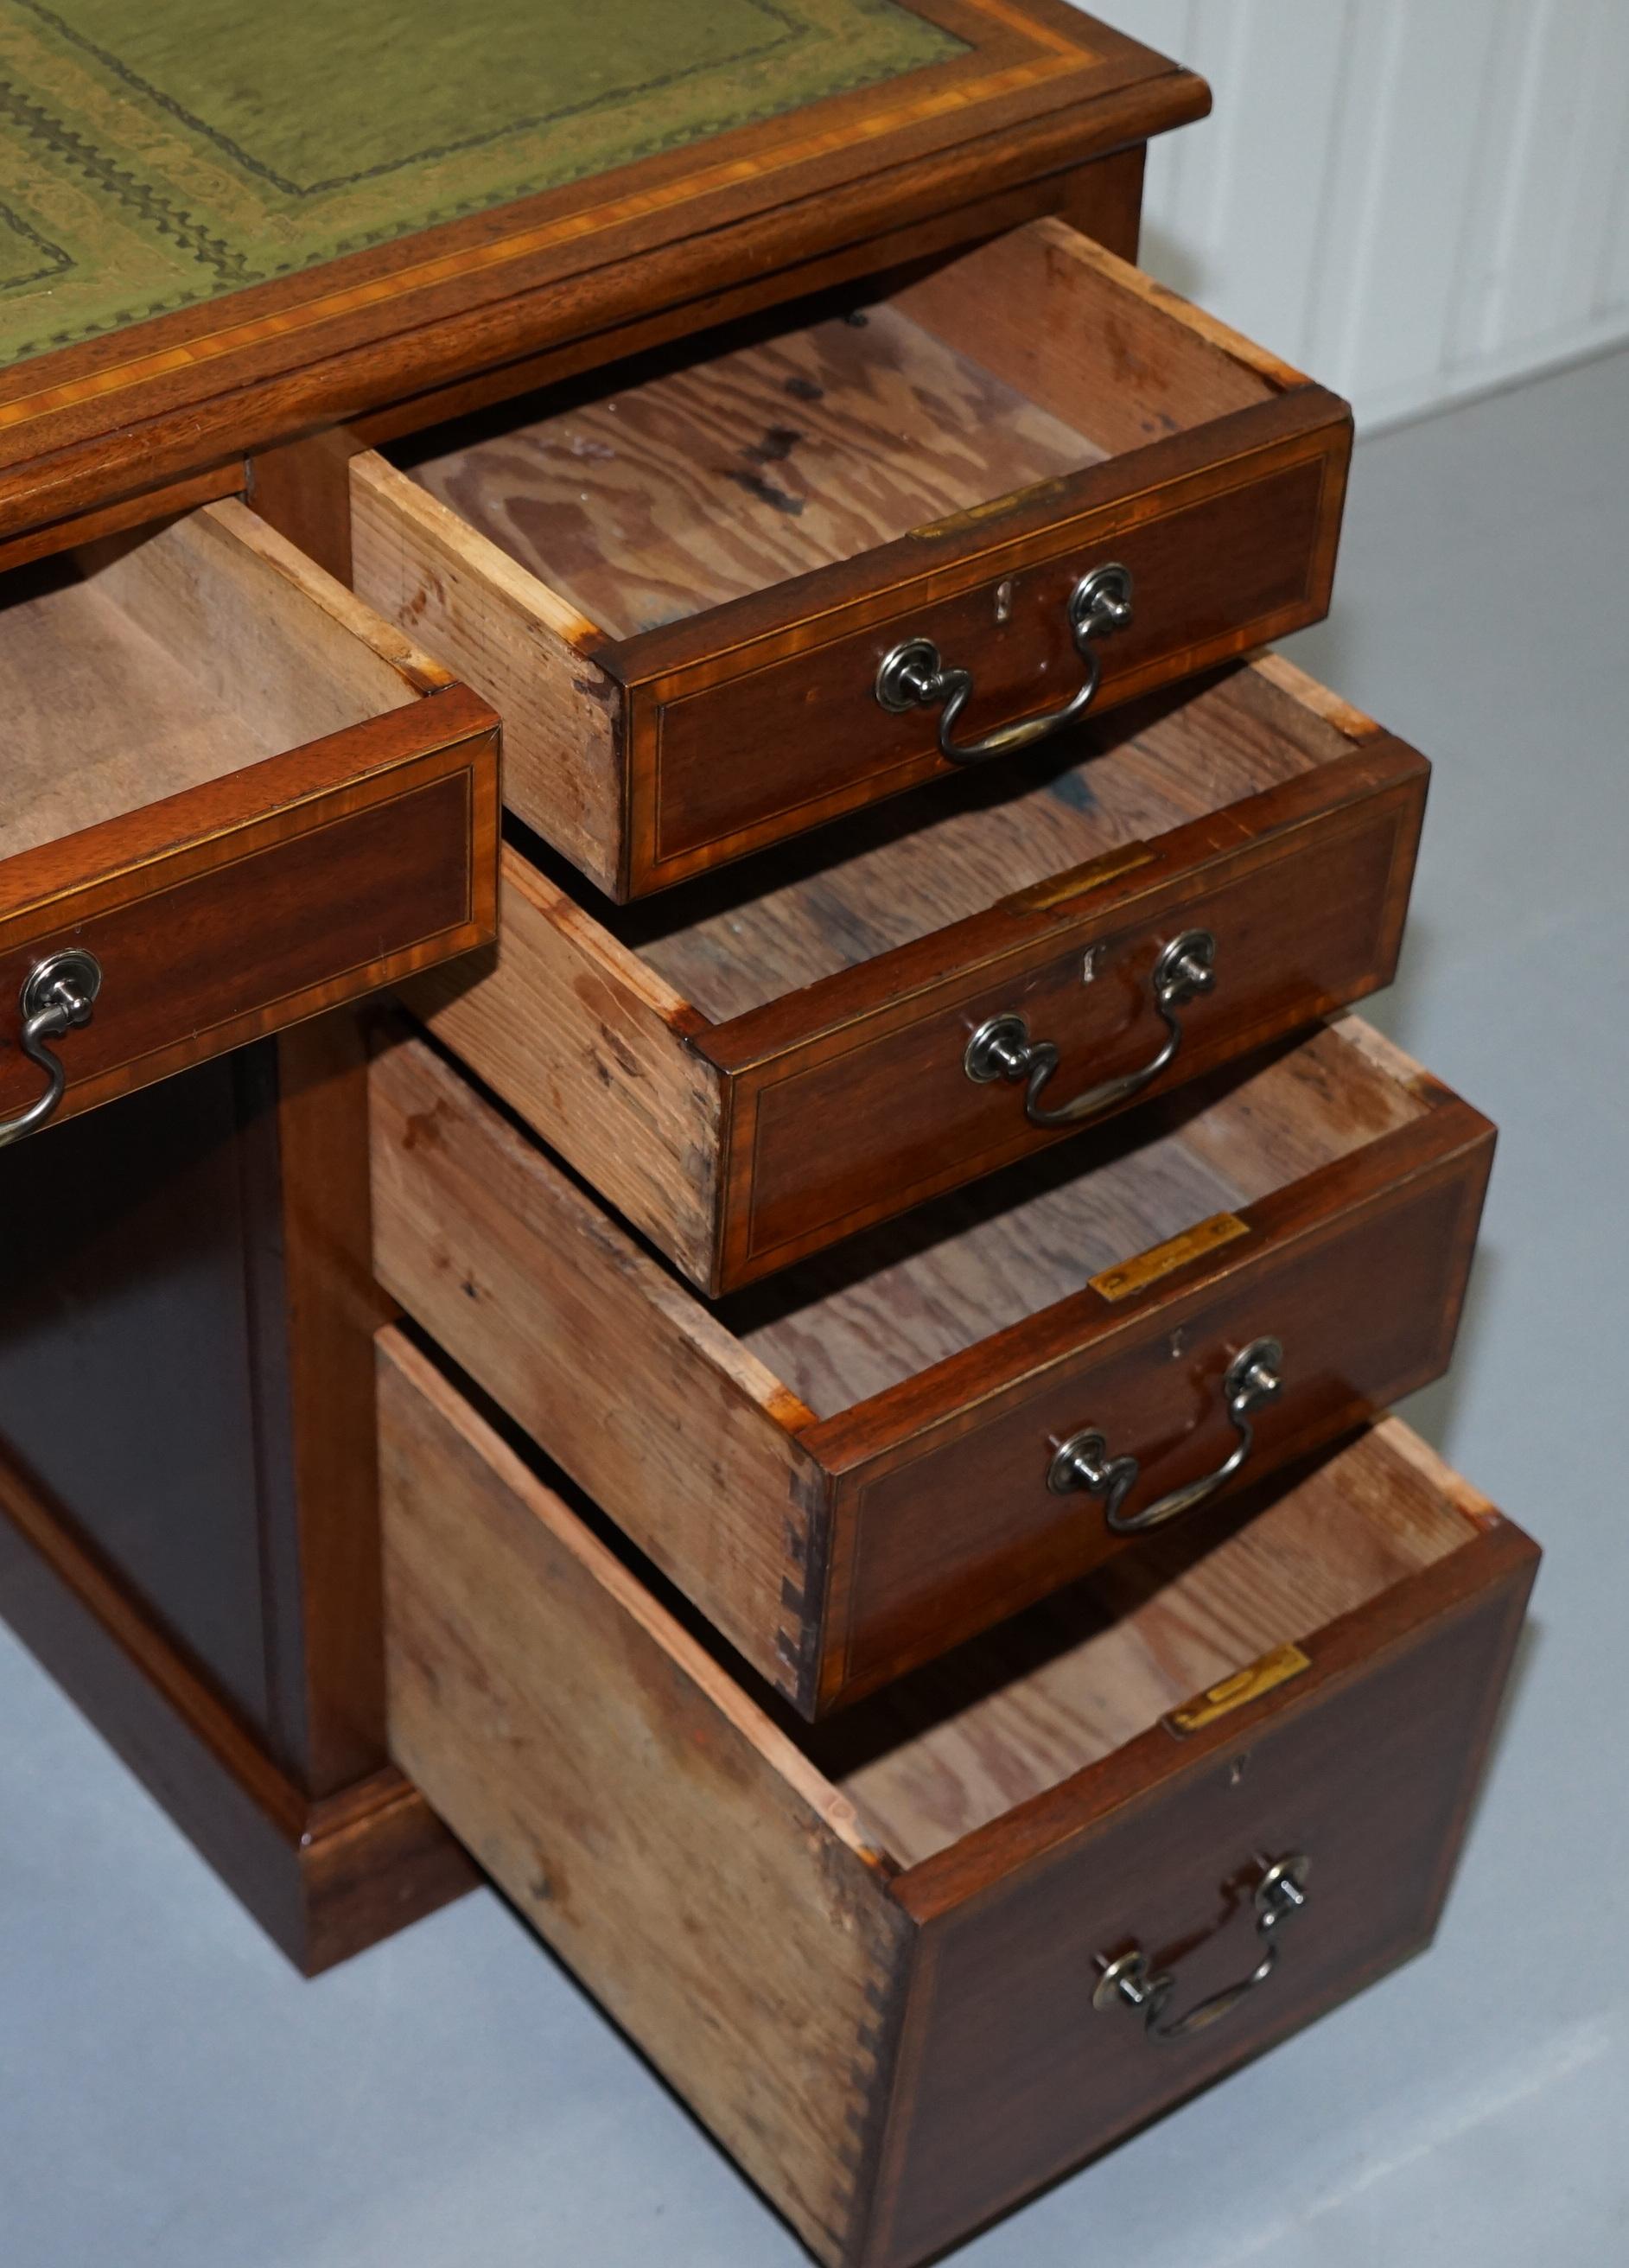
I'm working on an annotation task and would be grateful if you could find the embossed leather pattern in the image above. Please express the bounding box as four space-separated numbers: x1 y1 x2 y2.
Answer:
0 0 963 364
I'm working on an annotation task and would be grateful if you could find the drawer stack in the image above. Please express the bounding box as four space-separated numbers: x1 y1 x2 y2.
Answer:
358 216 1535 2265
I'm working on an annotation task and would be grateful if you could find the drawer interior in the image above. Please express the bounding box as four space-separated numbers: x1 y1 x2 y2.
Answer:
383 1328 1528 2267
398 1349 1488 1879
539 660 1357 1023
0 501 422 863
811 1424 1483 1866
716 1020 1428 1417
398 220 1278 640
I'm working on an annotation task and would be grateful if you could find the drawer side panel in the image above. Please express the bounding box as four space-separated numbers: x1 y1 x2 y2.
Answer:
350 451 627 897
379 1335 907 2268
404 847 724 1286
369 1035 819 1700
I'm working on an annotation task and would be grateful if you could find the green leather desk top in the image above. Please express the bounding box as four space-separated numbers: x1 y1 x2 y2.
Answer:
0 0 959 367
0 1 1205 543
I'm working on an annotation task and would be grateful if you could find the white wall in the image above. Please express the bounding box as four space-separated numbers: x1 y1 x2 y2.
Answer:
1090 0 1629 429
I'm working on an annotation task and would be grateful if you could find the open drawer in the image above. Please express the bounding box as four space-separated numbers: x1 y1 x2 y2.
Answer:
410 654 1426 1295
381 1341 1538 2268
351 219 1350 900
0 500 497 1136
372 1016 1492 1716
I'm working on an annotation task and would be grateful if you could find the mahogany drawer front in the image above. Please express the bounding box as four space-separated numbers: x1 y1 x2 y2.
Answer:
371 1017 1492 1717
410 654 1426 1296
380 1344 1538 2268
351 219 1350 901
0 500 498 1131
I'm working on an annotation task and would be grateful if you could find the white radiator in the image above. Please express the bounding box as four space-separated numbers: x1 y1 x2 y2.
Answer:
1089 0 1629 428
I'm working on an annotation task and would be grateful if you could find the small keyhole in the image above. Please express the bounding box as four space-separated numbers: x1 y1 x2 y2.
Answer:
994 578 1015 623
1228 1754 1250 1787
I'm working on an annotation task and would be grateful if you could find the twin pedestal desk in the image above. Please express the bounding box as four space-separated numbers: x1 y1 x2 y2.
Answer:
0 7 1533 2261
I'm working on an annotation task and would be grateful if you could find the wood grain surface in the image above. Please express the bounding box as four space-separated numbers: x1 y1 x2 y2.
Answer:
368 1030 824 1697
0 500 499 1127
712 747 1422 1287
624 417 1347 892
725 1025 1424 1413
0 494 437 863
0 695 499 1125
375 1325 1537 2265
417 658 1423 1294
0 8 1207 548
623 664 1341 1021
403 216 1276 642
819 1419 1480 1864
366 212 1346 895
351 450 627 895
372 1017 1490 1713
869 1507 1536 2267
401 846 724 1284
411 303 1103 636
0 564 276 861
893 208 1299 430
810 1055 1491 1708
380 1329 907 2268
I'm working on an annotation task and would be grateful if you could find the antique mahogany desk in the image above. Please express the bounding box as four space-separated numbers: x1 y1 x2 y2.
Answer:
0 8 1535 2263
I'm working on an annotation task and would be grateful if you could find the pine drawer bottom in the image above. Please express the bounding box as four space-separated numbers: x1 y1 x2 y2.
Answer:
379 1332 1537 2268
